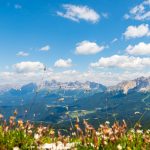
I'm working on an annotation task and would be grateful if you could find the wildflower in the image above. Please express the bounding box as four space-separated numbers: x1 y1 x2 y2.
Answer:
136 129 143 134
42 143 54 149
102 135 108 140
4 126 9 132
146 129 150 134
14 109 18 116
10 116 15 121
134 111 141 115
122 119 127 128
127 147 132 150
18 119 23 126
143 134 150 143
135 123 142 129
130 129 135 133
28 130 32 135
34 133 40 140
103 140 108 146
76 116 80 123
96 131 100 136
105 121 110 125
49 129 55 135
0 114 3 119
72 132 76 136
128 134 133 142
117 144 122 150
13 147 20 150
90 143 94 147
110 136 116 142
100 124 104 128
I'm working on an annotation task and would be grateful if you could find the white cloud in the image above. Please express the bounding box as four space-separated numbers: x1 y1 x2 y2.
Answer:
0 69 150 87
16 51 29 57
124 0 150 21
54 59 72 68
90 55 150 69
126 42 150 55
14 4 22 9
13 61 45 73
40 45 50 51
124 24 150 39
75 40 104 55
57 4 100 23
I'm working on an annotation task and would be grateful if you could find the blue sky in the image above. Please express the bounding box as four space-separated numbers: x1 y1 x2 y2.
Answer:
0 0 150 86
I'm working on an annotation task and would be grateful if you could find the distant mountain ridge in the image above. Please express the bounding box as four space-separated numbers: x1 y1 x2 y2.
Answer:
0 80 106 94
0 76 150 94
40 80 106 91
108 76 150 94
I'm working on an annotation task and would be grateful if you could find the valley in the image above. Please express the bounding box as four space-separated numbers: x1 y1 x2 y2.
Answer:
0 76 150 129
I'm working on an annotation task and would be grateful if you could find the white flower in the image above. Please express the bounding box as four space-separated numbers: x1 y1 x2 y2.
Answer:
136 129 143 134
103 141 108 145
90 143 94 147
134 111 141 115
130 129 135 133
13 147 20 150
34 133 40 140
72 132 76 136
102 135 108 140
96 131 101 136
117 144 122 150
42 143 56 149
100 124 104 128
146 129 150 134
105 121 110 125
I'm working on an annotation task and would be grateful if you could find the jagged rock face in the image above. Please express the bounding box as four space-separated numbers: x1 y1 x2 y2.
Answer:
108 76 150 94
0 80 106 94
0 76 150 94
39 80 106 91
121 81 137 94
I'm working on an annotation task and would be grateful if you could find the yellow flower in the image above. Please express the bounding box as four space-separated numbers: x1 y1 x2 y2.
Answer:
127 147 132 150
49 129 55 135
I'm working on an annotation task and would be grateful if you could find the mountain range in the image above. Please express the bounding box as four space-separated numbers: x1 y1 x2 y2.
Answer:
1 76 150 94
108 76 150 94
0 76 150 128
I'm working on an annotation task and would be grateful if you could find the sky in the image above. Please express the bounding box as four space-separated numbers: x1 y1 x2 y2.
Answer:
0 0 150 86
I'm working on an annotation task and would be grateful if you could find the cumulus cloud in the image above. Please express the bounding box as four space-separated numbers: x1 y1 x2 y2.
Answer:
0 69 150 87
124 0 150 21
57 4 100 23
75 40 104 55
16 51 29 57
124 24 150 39
126 42 150 55
90 55 150 69
13 61 45 73
54 59 72 68
40 45 50 51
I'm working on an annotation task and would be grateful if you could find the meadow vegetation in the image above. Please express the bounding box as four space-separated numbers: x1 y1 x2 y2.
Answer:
0 111 150 150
